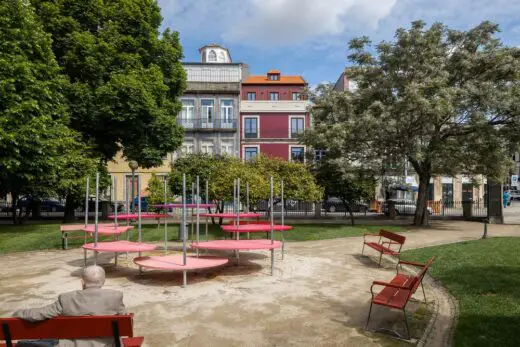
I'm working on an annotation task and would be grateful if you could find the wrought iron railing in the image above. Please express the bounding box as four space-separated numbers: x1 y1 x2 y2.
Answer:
177 118 237 130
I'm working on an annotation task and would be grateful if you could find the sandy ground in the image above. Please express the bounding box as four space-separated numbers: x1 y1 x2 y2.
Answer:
1 221 519 346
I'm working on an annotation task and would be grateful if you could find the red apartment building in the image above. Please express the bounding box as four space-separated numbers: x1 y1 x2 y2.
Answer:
240 70 310 161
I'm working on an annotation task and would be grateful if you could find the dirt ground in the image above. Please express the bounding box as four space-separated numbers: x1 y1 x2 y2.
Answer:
1 221 518 346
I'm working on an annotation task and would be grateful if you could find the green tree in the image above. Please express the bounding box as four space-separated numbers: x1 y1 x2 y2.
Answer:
305 21 520 226
30 0 186 217
146 173 167 210
0 0 93 223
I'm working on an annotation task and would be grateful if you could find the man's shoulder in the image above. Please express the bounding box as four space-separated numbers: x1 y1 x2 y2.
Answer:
59 288 123 300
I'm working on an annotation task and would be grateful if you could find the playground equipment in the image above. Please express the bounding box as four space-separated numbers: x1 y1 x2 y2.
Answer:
82 173 157 266
134 174 229 287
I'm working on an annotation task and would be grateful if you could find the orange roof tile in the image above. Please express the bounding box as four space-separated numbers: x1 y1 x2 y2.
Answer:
268 69 281 74
243 75 306 85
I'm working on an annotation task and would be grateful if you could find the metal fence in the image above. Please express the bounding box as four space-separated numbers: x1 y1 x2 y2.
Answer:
0 199 488 221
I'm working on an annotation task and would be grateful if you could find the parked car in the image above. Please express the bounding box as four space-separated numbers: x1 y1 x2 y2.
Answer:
1 197 65 212
382 199 433 216
509 189 520 201
322 197 369 213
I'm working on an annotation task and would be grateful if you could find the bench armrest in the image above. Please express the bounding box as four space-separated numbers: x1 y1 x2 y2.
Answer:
122 337 144 347
371 280 410 290
398 260 425 267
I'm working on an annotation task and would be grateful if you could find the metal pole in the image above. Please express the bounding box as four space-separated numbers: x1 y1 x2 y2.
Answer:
196 176 200 257
114 176 118 228
246 183 250 213
205 179 209 241
270 176 274 275
84 177 89 227
236 178 241 265
94 172 99 265
182 174 187 266
94 173 99 247
164 177 168 254
138 176 142 243
131 170 135 213
191 182 194 241
281 180 285 260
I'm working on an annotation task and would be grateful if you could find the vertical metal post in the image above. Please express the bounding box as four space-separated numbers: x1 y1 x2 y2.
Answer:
114 176 118 228
246 183 250 213
236 178 241 265
281 180 285 260
84 177 89 227
270 176 274 275
94 172 99 265
182 174 187 266
138 176 142 243
196 176 200 257
131 170 135 213
205 179 209 241
191 182 195 241
164 177 168 254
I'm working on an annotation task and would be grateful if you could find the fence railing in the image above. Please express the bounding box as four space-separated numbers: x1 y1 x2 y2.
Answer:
177 117 237 131
0 199 489 220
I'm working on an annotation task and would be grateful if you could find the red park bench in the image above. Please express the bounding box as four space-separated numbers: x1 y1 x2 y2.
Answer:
362 229 406 266
365 257 436 340
60 223 116 250
0 314 144 347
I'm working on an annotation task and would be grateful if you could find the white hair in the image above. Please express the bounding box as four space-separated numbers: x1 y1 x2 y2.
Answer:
82 265 106 289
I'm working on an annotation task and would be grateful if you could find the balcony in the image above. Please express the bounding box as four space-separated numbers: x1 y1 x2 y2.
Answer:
240 100 310 113
177 118 237 131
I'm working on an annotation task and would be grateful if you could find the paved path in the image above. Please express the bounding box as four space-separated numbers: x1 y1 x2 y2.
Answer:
0 221 518 346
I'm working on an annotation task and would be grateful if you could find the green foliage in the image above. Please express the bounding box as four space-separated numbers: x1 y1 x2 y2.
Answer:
304 21 520 225
146 173 167 206
168 154 323 208
0 0 94 217
30 0 186 167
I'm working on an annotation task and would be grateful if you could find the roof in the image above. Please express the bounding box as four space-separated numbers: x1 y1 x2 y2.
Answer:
243 75 306 85
198 44 232 62
268 69 281 74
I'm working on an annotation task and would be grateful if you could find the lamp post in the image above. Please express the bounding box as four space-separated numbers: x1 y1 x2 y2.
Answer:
128 160 138 213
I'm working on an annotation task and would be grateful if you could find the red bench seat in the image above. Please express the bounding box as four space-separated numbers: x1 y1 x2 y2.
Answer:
365 257 436 340
0 314 143 347
362 230 406 266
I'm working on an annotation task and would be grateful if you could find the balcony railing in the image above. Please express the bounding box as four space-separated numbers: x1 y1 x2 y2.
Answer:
177 118 237 131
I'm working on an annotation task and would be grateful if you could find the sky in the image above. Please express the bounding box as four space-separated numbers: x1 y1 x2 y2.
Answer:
157 0 520 86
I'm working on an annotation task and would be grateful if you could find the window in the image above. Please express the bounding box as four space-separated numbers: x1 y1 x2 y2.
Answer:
201 142 214 155
315 150 326 163
247 92 256 101
180 100 195 128
292 92 301 100
180 142 194 155
221 141 234 155
269 92 279 101
291 147 305 163
201 99 214 128
220 99 233 126
244 147 258 161
208 50 216 62
290 117 305 138
218 51 226 62
268 74 279 81
244 117 258 138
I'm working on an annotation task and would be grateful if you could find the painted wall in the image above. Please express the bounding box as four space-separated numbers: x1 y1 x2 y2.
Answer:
241 112 309 139
241 85 305 100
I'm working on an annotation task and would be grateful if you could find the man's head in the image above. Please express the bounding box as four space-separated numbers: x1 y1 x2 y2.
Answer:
81 265 106 289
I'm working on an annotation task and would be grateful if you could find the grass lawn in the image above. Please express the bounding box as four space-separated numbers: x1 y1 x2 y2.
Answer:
0 222 406 254
402 238 520 347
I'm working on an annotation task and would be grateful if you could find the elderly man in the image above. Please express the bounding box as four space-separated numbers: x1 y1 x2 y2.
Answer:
13 265 126 347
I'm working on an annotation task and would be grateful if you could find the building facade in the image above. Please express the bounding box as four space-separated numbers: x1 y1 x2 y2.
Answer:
176 44 245 158
240 70 310 161
108 44 246 202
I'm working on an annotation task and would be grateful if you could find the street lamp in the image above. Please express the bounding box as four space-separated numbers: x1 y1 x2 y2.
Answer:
128 160 138 213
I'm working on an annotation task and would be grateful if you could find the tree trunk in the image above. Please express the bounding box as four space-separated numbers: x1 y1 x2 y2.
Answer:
414 173 431 226
344 203 355 226
11 195 17 224
63 195 77 223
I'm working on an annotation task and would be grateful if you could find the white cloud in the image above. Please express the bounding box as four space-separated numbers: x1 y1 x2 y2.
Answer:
222 0 397 45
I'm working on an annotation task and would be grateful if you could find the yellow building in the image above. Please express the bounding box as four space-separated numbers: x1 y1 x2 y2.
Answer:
107 153 171 203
